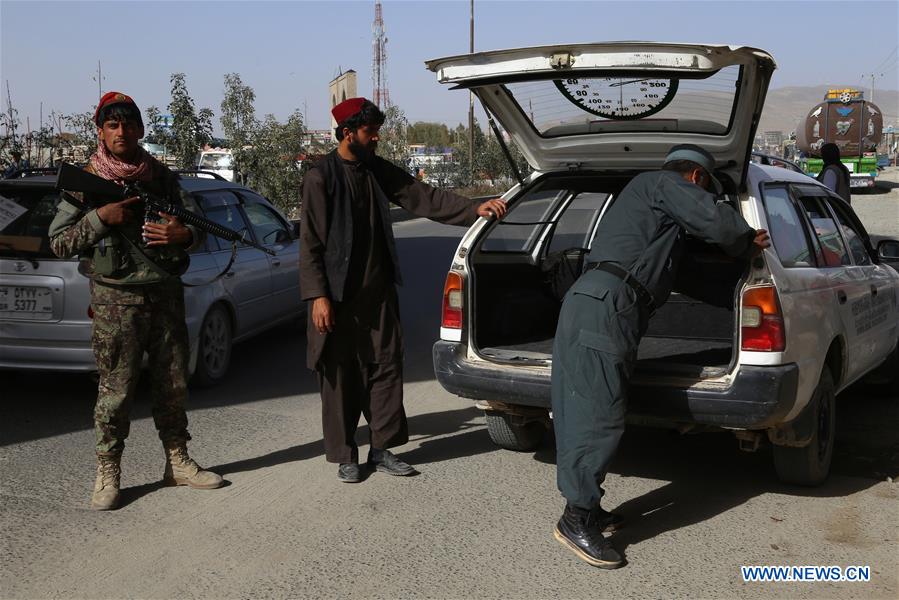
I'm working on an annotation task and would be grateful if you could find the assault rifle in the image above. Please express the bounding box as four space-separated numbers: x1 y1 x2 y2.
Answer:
55 162 276 256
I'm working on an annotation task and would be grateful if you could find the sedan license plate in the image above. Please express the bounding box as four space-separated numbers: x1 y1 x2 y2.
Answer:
0 286 53 320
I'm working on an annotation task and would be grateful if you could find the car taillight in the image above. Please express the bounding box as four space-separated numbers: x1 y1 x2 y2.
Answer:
740 285 785 352
87 305 94 319
441 272 463 329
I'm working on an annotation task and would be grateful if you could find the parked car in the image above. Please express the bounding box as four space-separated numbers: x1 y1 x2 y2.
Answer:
196 150 236 182
425 42 899 485
751 151 805 174
0 169 303 386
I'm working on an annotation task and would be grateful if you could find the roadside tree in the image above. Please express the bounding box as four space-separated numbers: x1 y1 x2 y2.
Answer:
220 73 256 183
243 110 305 214
377 104 410 171
167 73 214 169
407 121 452 148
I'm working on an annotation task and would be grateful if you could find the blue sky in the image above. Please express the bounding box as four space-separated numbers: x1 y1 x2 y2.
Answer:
2 0 897 134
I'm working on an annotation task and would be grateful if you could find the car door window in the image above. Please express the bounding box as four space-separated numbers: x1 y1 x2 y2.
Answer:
481 185 566 253
243 201 289 246
204 206 253 249
793 187 849 267
825 198 872 266
547 192 608 253
760 185 815 267
195 190 250 250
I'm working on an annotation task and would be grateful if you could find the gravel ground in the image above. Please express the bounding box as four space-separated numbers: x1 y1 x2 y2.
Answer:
852 166 899 239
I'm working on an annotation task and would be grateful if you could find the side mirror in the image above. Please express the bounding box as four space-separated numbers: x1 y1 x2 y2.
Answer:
275 229 292 244
291 220 300 239
877 239 899 260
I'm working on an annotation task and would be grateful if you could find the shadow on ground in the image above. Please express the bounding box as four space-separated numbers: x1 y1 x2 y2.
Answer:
206 405 490 477
0 228 465 446
869 178 899 193
530 383 897 555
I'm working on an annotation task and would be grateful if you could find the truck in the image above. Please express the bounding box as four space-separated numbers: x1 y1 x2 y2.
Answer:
795 88 883 190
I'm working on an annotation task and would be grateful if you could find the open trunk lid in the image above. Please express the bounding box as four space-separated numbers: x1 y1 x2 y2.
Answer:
425 42 776 190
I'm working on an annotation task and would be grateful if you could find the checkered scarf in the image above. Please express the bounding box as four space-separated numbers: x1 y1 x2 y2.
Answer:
90 138 154 184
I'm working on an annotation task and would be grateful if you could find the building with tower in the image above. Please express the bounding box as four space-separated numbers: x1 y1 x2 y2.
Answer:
329 69 358 140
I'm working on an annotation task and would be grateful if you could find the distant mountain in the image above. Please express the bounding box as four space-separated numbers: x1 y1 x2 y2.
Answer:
758 85 899 136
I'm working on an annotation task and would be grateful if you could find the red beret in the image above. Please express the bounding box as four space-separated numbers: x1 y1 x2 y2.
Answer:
331 97 368 125
94 91 141 126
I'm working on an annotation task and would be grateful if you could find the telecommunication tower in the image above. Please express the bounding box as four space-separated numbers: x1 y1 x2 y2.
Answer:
372 1 390 108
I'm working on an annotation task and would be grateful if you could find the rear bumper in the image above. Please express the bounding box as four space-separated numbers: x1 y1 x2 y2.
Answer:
433 341 798 430
0 334 96 373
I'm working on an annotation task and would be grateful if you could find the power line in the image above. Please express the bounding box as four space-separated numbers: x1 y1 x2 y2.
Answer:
874 45 898 71
876 55 898 74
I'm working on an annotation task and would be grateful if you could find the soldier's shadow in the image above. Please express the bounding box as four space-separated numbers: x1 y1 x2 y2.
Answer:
117 479 234 509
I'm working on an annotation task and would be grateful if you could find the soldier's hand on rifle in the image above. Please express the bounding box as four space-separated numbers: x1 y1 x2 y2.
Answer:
143 212 193 247
96 196 141 226
312 297 335 335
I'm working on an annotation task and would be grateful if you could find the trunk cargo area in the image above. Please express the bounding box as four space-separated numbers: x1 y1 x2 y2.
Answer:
473 243 745 379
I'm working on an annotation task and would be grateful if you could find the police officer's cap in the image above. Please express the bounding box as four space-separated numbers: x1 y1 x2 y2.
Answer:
664 144 722 193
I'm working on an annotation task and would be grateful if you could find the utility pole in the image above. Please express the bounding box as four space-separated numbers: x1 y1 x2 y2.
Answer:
468 0 474 185
864 72 883 103
93 60 104 100
5 80 16 148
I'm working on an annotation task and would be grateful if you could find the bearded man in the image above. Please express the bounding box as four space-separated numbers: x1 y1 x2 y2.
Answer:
299 98 507 482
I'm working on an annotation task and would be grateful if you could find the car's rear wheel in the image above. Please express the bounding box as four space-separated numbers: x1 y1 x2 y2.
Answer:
773 366 835 486
485 411 544 451
193 304 232 387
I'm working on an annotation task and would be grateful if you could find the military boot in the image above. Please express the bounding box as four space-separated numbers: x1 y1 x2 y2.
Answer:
554 504 624 569
162 442 224 489
91 452 122 511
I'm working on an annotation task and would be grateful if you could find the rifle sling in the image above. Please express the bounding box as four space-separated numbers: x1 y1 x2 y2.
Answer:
62 190 240 288
120 233 239 288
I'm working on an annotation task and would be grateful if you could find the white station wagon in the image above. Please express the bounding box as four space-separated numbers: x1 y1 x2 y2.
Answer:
426 42 899 485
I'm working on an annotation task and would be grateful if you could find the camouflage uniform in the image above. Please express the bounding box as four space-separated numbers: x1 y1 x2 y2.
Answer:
49 159 205 454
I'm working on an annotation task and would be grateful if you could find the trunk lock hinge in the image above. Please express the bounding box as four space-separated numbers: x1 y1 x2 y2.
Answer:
551 52 574 69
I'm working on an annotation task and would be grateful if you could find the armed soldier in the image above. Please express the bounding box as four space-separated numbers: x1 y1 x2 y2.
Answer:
49 92 224 510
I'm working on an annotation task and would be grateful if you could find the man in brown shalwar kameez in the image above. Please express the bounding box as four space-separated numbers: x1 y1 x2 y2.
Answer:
299 98 507 482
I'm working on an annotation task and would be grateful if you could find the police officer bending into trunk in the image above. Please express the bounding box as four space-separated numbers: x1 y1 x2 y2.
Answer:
551 144 771 568
49 92 224 510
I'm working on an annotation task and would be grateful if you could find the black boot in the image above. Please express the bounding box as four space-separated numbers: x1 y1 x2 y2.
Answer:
554 504 624 569
368 448 417 476
337 463 362 483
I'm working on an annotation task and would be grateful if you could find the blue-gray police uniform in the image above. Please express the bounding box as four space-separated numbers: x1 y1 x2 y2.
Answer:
552 170 756 509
